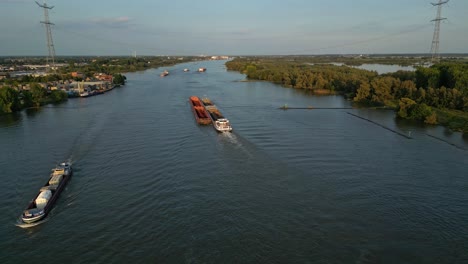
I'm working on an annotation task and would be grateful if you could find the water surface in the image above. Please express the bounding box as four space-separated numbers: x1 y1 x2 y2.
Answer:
0 60 467 263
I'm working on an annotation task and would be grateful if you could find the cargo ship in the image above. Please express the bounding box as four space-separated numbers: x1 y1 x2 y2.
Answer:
201 98 233 132
20 162 73 224
189 96 212 125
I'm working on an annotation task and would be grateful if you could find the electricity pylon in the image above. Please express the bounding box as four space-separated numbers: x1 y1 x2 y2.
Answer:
430 0 449 63
36 1 56 71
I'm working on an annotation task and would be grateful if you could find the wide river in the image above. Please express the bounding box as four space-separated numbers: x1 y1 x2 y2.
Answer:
1 60 467 263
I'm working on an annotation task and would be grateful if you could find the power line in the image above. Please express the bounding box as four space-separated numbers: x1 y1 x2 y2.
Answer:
36 1 56 71
430 0 449 63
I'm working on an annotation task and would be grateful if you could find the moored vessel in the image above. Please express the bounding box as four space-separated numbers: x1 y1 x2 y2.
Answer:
20 162 73 225
201 98 233 132
189 96 212 125
79 91 90 97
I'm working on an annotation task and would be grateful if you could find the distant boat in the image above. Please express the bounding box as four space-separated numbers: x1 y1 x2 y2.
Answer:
198 67 206 72
160 70 169 77
183 68 189 72
79 91 90 97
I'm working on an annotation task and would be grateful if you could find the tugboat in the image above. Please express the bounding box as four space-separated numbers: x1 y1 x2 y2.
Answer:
20 162 73 224
201 98 233 132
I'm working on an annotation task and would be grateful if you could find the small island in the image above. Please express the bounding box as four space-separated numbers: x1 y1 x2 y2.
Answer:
226 55 468 133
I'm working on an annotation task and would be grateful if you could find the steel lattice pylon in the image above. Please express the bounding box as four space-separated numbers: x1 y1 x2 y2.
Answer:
430 0 449 63
36 1 56 71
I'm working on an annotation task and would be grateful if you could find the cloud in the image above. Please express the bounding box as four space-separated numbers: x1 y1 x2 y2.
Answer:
91 16 133 28
0 0 29 3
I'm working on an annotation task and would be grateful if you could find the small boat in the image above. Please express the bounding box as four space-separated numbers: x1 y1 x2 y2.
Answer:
20 162 73 224
189 96 211 125
79 91 90 97
183 68 189 72
160 70 169 77
202 98 233 132
198 67 206 72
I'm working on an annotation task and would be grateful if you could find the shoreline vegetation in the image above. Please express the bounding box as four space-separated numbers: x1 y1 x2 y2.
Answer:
225 56 468 134
0 56 204 114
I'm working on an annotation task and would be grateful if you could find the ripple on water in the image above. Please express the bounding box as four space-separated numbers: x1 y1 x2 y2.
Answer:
1 60 468 263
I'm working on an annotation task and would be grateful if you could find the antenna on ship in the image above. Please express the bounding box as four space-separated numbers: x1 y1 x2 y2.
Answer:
430 0 449 63
36 1 57 72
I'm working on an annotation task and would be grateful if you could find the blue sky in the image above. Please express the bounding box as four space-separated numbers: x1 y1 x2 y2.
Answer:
1 0 467 56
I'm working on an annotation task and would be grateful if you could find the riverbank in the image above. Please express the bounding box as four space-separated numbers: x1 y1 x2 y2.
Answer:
0 56 215 115
226 57 468 134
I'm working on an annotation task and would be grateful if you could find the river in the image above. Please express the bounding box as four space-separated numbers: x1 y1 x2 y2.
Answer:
1 60 467 263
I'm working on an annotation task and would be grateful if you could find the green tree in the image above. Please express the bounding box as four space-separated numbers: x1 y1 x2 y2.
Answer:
425 112 438 125
353 81 371 103
369 77 397 106
397 98 417 119
113 74 126 85
410 103 433 121
30 83 46 107
22 90 34 108
0 86 21 113
49 90 68 103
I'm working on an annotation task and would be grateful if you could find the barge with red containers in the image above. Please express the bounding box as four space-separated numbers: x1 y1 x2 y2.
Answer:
189 96 212 125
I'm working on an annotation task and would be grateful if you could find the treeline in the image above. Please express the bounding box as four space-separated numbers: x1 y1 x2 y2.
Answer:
57 56 201 76
226 58 468 132
0 84 67 114
2 74 66 86
227 59 377 97
112 73 126 85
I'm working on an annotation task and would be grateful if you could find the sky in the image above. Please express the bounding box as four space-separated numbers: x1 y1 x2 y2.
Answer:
0 0 467 56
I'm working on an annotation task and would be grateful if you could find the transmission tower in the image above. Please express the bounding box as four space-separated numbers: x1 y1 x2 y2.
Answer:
36 1 56 71
430 0 449 63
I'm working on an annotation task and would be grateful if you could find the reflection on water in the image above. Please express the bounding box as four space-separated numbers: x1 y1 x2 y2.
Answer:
0 113 21 128
25 108 43 118
462 132 468 142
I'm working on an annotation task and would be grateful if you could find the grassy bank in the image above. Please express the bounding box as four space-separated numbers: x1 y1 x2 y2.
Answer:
435 109 468 133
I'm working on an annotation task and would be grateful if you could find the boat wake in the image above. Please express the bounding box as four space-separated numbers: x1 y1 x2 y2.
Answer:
219 131 238 144
15 216 49 229
218 132 254 159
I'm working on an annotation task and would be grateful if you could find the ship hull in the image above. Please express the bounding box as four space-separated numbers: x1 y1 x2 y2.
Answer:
20 165 72 225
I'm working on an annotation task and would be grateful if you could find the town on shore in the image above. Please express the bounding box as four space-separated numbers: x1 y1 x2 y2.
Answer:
0 55 229 113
